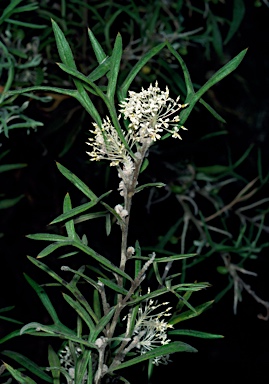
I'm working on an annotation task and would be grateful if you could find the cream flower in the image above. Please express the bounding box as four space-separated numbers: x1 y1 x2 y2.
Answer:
130 293 173 365
86 117 129 166
119 81 188 142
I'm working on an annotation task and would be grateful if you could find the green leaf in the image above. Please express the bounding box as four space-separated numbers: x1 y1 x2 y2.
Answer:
75 349 92 384
109 341 197 372
24 274 60 324
133 253 197 262
210 12 223 59
107 33 122 101
3 362 37 384
50 201 100 225
2 351 53 383
62 294 95 330
224 0 245 45
196 165 230 175
0 195 24 209
37 242 73 258
63 193 76 239
0 163 27 173
93 289 102 320
135 182 166 194
98 278 128 295
56 162 98 200
168 329 224 339
165 42 194 100
20 323 97 350
88 28 107 64
90 307 116 342
177 48 247 126
27 233 68 242
51 19 76 69
0 0 23 25
88 56 111 82
199 99 226 123
128 283 208 306
195 48 248 100
0 329 21 344
169 300 214 325
48 345 60 383
72 240 133 282
118 43 165 101
27 257 98 323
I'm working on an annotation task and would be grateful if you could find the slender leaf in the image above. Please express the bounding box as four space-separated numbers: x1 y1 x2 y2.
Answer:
27 233 68 242
48 345 60 384
118 43 165 101
0 163 27 173
98 278 128 295
1 351 53 383
62 294 95 330
51 19 76 69
63 193 76 239
224 0 245 45
107 34 122 101
88 29 107 64
169 300 214 325
109 341 197 372
0 195 24 209
72 240 133 282
56 162 98 201
90 307 116 342
24 274 60 324
168 329 224 339
3 363 37 384
37 242 73 258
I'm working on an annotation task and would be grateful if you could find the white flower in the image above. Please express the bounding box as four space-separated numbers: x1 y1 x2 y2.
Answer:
59 345 88 384
129 292 173 365
119 81 188 143
86 117 131 166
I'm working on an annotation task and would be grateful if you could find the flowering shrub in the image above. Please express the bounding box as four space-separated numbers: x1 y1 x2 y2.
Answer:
0 16 247 384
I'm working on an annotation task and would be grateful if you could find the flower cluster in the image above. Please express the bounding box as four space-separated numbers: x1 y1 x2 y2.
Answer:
86 83 187 167
59 344 88 384
86 116 130 167
131 294 173 365
119 81 188 142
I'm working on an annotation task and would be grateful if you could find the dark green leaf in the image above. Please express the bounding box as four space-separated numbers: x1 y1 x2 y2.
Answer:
109 341 197 372
48 345 60 383
51 19 76 69
56 162 98 201
3 362 37 384
2 351 53 383
169 329 224 339
24 274 60 324
107 34 122 101
224 0 245 44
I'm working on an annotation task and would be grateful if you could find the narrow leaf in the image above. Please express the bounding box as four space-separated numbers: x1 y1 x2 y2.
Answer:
109 341 197 372
88 29 107 64
98 278 128 295
118 43 165 101
169 329 224 339
62 294 95 330
107 33 122 101
24 274 60 324
3 362 37 384
2 351 53 383
56 162 98 201
51 19 76 68
48 345 61 383
63 193 76 239
169 300 214 325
